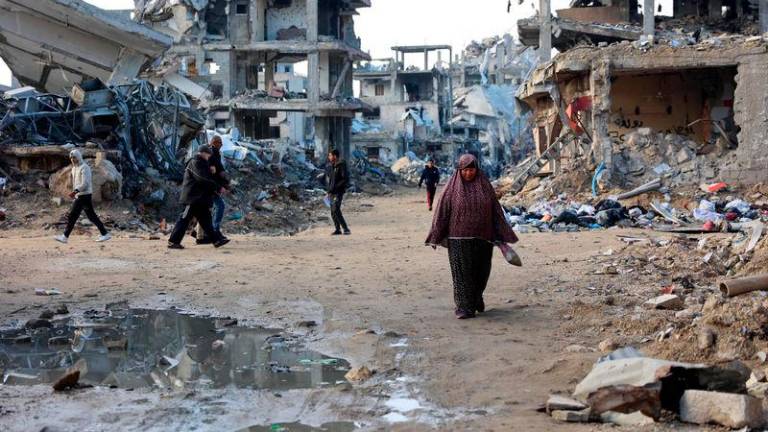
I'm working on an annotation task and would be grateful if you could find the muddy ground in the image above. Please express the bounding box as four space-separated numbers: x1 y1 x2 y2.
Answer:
0 188 722 431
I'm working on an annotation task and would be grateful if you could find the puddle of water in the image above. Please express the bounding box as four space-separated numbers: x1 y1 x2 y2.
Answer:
382 412 409 423
385 397 421 413
239 422 356 432
0 307 349 391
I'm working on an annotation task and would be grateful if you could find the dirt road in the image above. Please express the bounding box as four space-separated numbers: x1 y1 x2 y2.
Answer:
0 188 686 431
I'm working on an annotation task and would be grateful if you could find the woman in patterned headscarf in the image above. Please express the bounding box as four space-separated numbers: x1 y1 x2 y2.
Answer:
425 154 518 319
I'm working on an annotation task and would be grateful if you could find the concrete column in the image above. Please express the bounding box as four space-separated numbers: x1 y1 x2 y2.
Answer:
761 0 768 34
643 0 655 38
539 0 552 61
251 0 267 42
389 59 398 103
264 61 275 91
308 52 320 107
424 49 429 70
590 58 613 176
306 0 318 42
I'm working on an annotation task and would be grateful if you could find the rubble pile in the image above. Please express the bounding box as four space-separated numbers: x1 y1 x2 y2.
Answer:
0 80 206 187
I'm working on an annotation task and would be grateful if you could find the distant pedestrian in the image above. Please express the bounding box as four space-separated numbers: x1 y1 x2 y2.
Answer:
198 135 230 242
325 149 350 235
425 154 518 319
54 150 111 244
418 160 440 211
168 145 230 249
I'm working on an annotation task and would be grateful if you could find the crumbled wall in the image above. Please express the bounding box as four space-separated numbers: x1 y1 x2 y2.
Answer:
608 70 736 145
266 0 307 41
724 55 768 183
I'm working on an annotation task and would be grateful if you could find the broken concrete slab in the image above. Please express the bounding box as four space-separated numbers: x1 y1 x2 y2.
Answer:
0 0 172 93
551 408 591 423
546 394 587 414
679 390 763 429
644 294 684 310
599 410 656 426
586 384 661 419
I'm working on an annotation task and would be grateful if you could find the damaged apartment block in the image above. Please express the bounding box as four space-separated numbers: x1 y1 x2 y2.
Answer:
514 0 768 191
139 0 372 160
353 45 453 161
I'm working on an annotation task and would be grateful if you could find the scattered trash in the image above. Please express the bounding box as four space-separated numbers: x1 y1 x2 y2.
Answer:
34 288 62 296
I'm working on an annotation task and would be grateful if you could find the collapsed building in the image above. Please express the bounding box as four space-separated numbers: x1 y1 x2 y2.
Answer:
511 0 768 192
353 45 454 162
137 0 372 160
0 0 207 189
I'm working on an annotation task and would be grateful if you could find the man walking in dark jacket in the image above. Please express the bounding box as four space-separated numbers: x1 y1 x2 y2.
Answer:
325 149 350 235
418 159 440 211
168 145 230 249
209 135 230 235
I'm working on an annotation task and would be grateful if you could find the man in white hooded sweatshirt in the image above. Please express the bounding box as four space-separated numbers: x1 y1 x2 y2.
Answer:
54 150 111 243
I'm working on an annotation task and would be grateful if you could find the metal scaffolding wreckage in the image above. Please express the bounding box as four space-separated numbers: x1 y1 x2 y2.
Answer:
0 80 206 180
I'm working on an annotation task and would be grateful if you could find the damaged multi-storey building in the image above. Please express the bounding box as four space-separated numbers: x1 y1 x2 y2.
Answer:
137 0 372 160
513 0 768 188
353 45 453 161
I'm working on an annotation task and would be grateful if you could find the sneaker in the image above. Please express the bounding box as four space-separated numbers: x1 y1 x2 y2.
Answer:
95 233 112 242
331 230 342 236
167 242 184 250
343 229 351 235
213 238 230 248
54 234 68 244
195 238 214 245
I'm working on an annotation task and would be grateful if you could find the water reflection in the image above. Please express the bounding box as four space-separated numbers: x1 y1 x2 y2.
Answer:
0 307 349 390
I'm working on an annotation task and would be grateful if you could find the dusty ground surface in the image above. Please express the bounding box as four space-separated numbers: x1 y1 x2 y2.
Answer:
0 188 722 431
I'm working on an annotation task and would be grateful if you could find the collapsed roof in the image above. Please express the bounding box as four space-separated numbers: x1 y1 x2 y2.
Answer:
0 0 173 94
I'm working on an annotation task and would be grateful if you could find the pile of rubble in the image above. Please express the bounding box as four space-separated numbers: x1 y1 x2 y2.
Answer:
544 347 764 428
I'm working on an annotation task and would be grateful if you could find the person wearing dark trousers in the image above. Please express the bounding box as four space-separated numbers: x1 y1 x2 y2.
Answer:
325 149 350 235
197 135 231 244
418 159 441 211
55 150 111 244
168 145 230 250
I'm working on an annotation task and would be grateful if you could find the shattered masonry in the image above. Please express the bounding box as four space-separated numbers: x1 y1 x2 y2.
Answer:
138 0 372 160
514 0 768 187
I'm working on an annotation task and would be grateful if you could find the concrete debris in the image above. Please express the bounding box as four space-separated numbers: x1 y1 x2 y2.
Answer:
679 390 763 429
545 394 587 414
645 294 685 310
599 410 656 426
344 366 373 383
586 384 661 419
551 408 591 422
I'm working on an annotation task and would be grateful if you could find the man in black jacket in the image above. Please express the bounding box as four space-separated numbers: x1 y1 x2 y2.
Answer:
325 149 350 235
209 135 230 235
168 145 230 249
418 159 440 211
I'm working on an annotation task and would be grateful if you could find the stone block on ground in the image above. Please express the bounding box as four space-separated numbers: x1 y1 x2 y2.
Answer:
679 390 763 429
644 294 684 310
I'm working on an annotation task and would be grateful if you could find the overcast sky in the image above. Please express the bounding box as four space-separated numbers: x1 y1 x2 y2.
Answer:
0 0 575 86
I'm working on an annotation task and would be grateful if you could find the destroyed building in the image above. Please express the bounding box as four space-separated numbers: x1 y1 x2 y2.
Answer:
353 45 453 162
137 0 372 160
512 0 768 189
0 0 208 188
449 36 537 169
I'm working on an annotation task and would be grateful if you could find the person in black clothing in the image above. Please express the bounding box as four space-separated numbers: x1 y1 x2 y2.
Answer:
209 135 230 234
168 145 230 249
419 159 441 211
196 135 231 244
325 149 350 235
